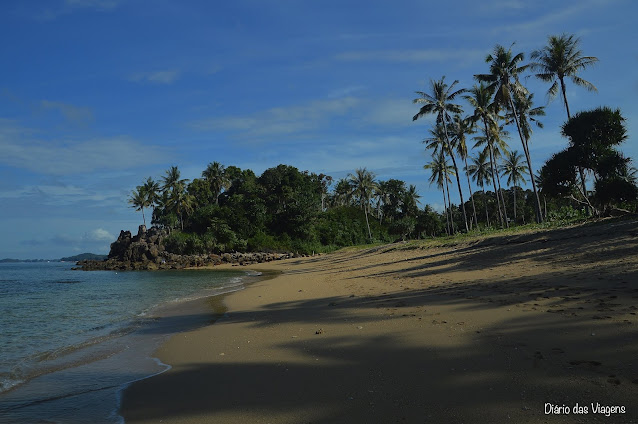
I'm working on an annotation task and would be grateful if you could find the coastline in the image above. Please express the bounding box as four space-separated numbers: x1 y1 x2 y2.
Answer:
120 218 638 423
0 268 259 424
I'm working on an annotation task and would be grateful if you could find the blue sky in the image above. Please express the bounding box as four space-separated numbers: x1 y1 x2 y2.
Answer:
1 0 636 258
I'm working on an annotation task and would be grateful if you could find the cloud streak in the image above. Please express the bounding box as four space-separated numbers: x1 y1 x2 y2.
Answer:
40 100 94 123
0 124 170 176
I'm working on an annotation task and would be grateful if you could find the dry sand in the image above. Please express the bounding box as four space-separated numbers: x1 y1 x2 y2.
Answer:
121 218 638 423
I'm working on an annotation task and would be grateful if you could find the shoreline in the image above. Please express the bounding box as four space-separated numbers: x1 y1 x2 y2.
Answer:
120 218 638 423
0 268 260 424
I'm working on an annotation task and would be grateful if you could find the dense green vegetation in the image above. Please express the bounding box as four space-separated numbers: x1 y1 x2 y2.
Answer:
128 33 637 255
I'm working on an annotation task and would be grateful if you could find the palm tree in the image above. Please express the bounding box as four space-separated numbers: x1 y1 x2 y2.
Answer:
167 185 194 231
142 177 160 218
475 44 543 223
161 166 189 195
499 151 529 223
413 76 470 232
465 83 505 227
529 33 598 120
450 114 478 229
128 186 150 226
348 168 378 240
425 151 455 235
530 33 598 208
160 166 190 230
475 120 511 227
467 150 493 226
332 178 353 207
402 184 421 218
202 161 230 205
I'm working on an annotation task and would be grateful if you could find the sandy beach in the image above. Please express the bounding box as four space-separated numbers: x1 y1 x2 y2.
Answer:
121 218 638 423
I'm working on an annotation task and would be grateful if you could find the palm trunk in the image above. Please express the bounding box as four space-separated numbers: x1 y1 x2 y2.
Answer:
141 207 146 227
445 176 455 235
484 119 505 227
488 145 505 228
561 80 590 217
442 188 450 236
512 185 517 224
496 171 509 228
442 118 469 233
507 93 543 223
483 190 490 227
364 200 372 240
464 156 478 230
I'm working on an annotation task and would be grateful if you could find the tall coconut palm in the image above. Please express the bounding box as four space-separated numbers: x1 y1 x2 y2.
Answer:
530 33 598 207
413 76 469 232
425 151 455 235
499 151 529 223
529 33 598 120
475 120 511 227
348 168 378 240
467 150 493 226
465 83 505 227
450 114 478 229
202 161 230 205
507 92 545 143
475 44 543 223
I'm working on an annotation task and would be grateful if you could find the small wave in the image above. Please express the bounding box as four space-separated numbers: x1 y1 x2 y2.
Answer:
0 373 24 394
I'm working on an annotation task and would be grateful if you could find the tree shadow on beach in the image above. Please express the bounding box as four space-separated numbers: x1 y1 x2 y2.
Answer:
122 218 638 423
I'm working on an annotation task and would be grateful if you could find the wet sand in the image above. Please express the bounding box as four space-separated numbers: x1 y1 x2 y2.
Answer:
121 218 638 423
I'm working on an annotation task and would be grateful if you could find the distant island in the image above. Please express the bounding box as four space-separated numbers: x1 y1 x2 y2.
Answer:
60 253 108 262
0 253 107 263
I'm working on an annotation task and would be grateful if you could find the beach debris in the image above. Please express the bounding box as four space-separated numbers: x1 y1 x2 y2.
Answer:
315 328 324 334
219 352 225 356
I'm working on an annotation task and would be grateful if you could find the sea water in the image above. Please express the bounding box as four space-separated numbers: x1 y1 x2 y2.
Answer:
0 261 249 423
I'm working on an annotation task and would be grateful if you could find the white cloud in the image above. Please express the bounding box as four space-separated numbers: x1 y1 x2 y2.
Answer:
189 97 360 138
129 70 181 84
0 123 170 176
83 228 115 242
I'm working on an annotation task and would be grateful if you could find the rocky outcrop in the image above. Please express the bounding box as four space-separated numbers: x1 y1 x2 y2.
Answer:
75 225 302 271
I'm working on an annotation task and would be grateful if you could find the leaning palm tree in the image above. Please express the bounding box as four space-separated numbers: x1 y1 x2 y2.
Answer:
348 168 378 240
467 150 493 227
529 33 598 120
499 151 529 224
425 151 455 235
450 114 478 229
530 33 598 208
475 44 543 223
413 76 469 232
202 161 230 205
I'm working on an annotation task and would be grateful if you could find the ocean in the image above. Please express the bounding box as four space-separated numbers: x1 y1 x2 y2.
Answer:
0 261 251 423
